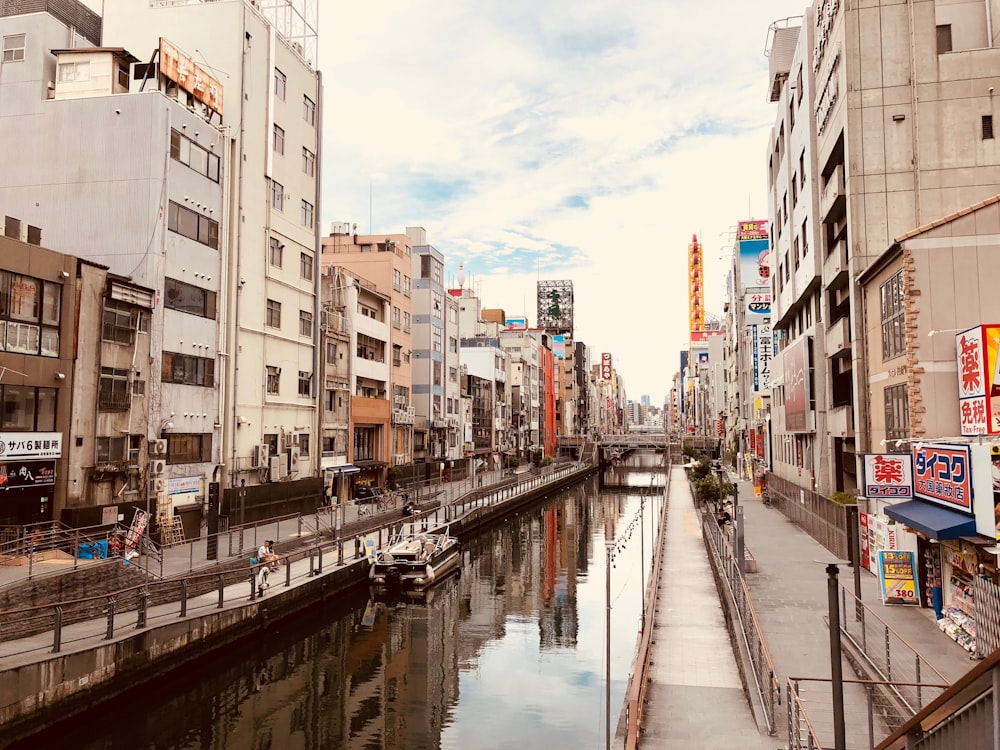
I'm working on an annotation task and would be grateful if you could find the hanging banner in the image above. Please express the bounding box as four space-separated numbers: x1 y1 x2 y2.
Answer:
878 550 920 605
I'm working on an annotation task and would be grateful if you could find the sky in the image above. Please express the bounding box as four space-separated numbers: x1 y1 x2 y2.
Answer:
317 0 808 402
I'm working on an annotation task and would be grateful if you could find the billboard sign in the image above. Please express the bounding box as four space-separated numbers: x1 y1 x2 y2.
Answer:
553 335 565 359
601 352 612 380
877 550 920 605
783 336 810 432
744 292 771 321
159 38 224 115
956 324 1000 435
913 443 973 513
737 219 770 289
862 453 913 498
505 316 527 330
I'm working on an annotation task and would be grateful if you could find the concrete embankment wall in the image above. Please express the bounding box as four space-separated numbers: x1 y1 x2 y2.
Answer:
0 465 595 746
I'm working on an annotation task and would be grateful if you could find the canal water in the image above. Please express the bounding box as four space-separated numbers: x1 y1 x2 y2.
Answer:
14 460 665 750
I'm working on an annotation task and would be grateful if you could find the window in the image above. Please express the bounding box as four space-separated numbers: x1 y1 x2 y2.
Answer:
98 368 130 411
103 300 144 344
0 272 61 357
274 68 286 100
936 25 953 54
302 147 315 176
393 268 401 291
326 341 337 363
880 271 905 360
403 276 411 297
801 218 809 256
793 237 800 269
273 124 285 155
1 385 54 430
301 199 314 228
300 252 313 280
58 61 90 82
271 180 284 211
161 352 214 386
303 95 316 125
325 389 335 411
884 383 909 441
299 433 310 457
170 130 220 182
393 344 402 366
166 433 212 464
266 365 281 394
449 336 458 353
799 151 806 188
96 436 127 463
392 306 401 328
403 312 411 332
266 299 281 328
791 174 798 206
984 115 995 140
299 309 313 336
2 34 25 63
269 237 283 267
165 277 217 319
167 201 219 249
298 370 311 396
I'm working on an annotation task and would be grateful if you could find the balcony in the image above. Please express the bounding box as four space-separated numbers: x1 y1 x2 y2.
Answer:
827 404 854 438
825 315 851 359
821 163 845 222
823 238 849 289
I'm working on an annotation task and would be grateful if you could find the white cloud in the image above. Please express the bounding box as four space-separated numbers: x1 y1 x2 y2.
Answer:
320 0 806 399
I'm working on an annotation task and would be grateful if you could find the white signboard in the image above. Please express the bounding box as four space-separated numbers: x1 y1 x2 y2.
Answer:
0 432 63 459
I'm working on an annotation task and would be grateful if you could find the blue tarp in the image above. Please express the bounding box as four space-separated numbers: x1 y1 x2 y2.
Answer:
78 540 109 559
883 500 977 541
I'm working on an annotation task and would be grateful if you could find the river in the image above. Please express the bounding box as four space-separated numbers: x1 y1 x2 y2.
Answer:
14 459 665 750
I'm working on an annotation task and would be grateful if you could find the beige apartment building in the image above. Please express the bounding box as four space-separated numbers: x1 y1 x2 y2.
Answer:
766 0 1000 495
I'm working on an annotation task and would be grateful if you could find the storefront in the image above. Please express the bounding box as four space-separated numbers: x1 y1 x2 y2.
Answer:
0 432 62 526
879 443 1000 657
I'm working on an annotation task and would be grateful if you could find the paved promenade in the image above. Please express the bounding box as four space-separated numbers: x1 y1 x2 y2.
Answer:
633 465 976 749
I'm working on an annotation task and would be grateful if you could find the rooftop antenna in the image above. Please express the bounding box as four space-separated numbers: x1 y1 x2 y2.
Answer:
369 183 373 234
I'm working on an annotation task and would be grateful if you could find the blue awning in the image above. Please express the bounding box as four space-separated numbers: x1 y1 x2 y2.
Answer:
883 500 977 541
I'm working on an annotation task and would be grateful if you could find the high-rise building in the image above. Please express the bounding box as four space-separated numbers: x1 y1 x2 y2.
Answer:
765 1 1000 494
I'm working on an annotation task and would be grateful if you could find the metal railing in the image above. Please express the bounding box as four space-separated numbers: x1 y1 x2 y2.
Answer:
703 508 782 734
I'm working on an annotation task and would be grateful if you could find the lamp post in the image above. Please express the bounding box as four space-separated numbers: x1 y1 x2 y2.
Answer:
826 562 847 750
605 538 613 750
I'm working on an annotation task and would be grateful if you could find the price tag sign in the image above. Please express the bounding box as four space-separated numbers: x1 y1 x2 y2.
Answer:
878 550 920 605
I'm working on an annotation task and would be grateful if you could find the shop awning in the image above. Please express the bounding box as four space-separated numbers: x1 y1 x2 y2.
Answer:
883 500 977 541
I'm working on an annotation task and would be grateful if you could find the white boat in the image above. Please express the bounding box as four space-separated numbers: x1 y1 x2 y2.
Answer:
369 529 460 591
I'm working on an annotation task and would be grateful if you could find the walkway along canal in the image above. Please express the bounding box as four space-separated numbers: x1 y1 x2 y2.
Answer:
1 462 667 749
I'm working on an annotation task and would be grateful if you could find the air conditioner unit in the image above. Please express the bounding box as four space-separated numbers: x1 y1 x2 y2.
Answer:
269 454 285 481
406 406 415 417
288 434 299 447
394 395 406 406
254 443 270 467
150 439 167 456
149 459 166 476
289 447 300 472
149 477 167 494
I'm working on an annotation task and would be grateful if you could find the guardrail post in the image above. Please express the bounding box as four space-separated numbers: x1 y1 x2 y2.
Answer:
338 538 344 565
884 627 892 681
137 588 148 629
189 541 194 572
73 530 80 570
218 574 225 608
27 544 34 580
285 561 291 587
298 515 303 538
316 548 323 575
250 571 257 600
105 597 116 640
309 549 316 577
180 579 188 617
52 605 63 653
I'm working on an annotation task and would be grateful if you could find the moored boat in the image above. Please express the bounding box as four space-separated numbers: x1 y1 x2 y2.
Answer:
369 528 460 591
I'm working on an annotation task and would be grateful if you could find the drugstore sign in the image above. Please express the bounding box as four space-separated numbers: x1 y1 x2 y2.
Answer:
861 453 912 498
912 443 973 513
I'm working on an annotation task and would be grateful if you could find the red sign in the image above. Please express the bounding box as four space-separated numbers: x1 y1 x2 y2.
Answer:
159 38 224 115
601 353 613 380
862 453 913 498
912 443 973 513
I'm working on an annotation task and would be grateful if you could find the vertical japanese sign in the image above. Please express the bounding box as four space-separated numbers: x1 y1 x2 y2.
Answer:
688 235 704 332
601 353 612 380
956 325 1000 435
912 443 973 513
752 321 772 394
124 509 149 553
861 453 913 498
877 550 920 605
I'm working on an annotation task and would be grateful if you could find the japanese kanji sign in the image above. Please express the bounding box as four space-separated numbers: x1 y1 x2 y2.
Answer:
912 443 973 513
862 453 913 498
0 433 62 459
956 325 1000 435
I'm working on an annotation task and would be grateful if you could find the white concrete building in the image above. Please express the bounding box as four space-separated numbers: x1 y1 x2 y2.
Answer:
102 0 323 510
